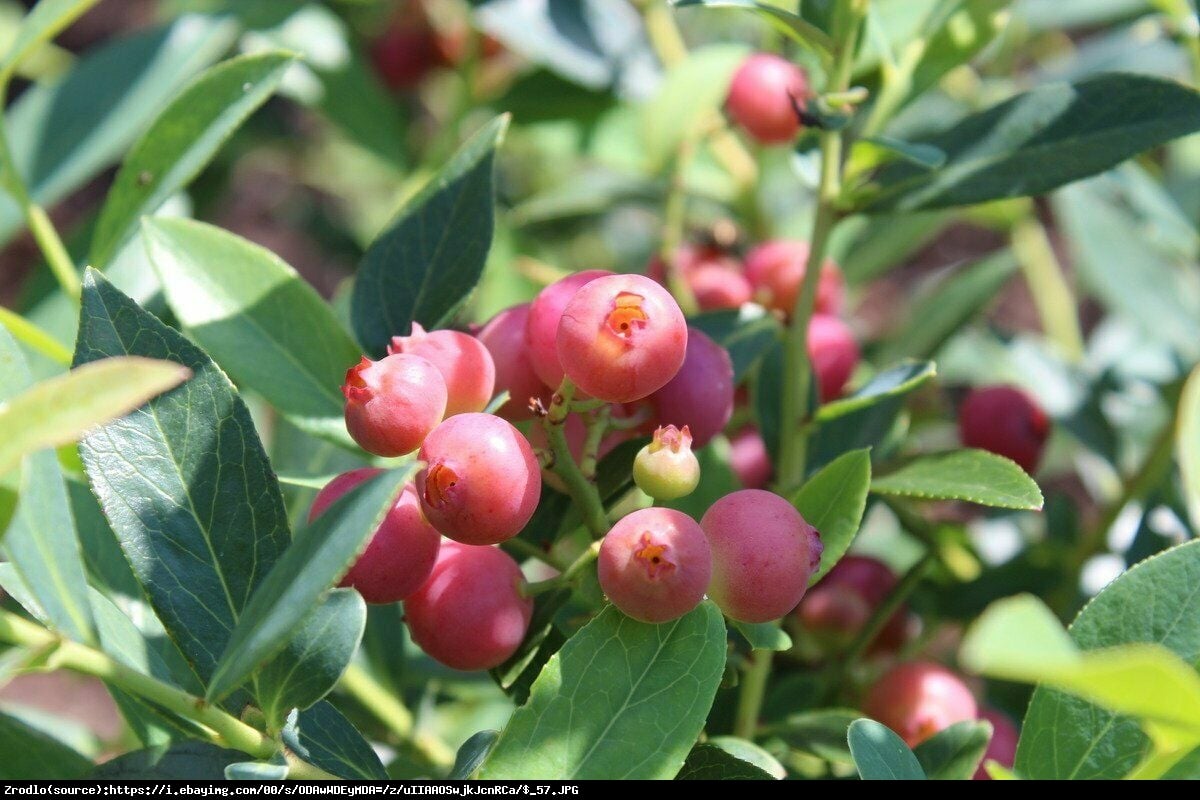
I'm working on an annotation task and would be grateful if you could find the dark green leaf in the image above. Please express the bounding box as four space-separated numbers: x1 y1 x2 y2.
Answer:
863 75 1200 212
847 718 926 780
913 720 992 780
817 360 937 422
91 742 243 779
688 309 781 382
89 52 296 267
730 620 792 651
1162 745 1200 779
282 701 388 780
672 0 834 59
143 218 360 442
859 136 947 170
793 448 871 584
490 588 572 705
871 449 1044 510
676 743 775 780
450 731 501 779
774 708 860 764
481 603 727 779
74 269 292 686
207 467 413 703
0 708 93 779
314 50 408 168
351 116 508 357
258 589 366 728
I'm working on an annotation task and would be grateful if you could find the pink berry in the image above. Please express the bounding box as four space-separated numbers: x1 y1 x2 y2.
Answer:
598 507 712 623
974 707 1019 780
700 489 823 623
809 314 859 402
404 542 532 671
526 270 612 389
476 304 548 421
309 469 441 604
648 328 734 448
959 386 1050 474
726 54 809 144
647 245 751 312
633 425 701 500
862 661 978 748
744 240 845 318
343 354 447 456
556 274 688 403
416 413 541 545
387 323 496 417
729 426 772 489
795 555 908 653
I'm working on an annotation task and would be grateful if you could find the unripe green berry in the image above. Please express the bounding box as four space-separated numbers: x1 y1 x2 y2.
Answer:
633 425 700 500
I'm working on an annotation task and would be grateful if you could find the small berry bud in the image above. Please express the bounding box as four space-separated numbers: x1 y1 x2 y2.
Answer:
633 425 700 500
342 354 446 457
598 507 712 623
388 323 496 417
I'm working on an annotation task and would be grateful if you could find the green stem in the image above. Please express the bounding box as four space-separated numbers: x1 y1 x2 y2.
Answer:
524 541 602 597
1011 215 1084 362
338 664 454 770
503 537 567 571
661 139 700 316
0 306 71 366
733 651 773 739
543 378 611 539
579 406 611 480
0 609 338 779
841 552 933 671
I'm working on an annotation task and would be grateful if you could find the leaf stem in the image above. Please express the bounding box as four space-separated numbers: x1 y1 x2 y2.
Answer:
338 663 455 770
524 541 602 597
503 537 567 571
733 650 773 739
542 379 611 538
1011 215 1084 362
0 307 71 366
579 406 611 480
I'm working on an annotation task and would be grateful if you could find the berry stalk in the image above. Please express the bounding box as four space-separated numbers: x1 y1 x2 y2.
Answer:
542 378 612 539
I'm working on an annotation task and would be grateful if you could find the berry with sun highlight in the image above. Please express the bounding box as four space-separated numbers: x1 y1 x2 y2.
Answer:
388 323 495 417
726 54 810 144
526 270 612 390
342 354 447 457
863 661 979 748
598 507 712 623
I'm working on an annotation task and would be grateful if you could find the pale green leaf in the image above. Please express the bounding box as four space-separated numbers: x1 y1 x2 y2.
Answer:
871 449 1044 510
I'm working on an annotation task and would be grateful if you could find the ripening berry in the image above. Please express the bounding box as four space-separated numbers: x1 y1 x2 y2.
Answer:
729 426 772 489
744 240 845 318
309 469 441 604
476 304 548 421
809 314 859 402
343 354 447 457
726 53 810 144
526 270 612 390
795 555 908 654
700 489 823 623
387 323 496 418
958 386 1050 474
648 329 734 448
556 274 688 403
863 661 979 748
370 23 440 91
598 507 712 623
404 542 533 671
975 707 1019 780
633 425 701 500
416 413 541 545
647 245 751 312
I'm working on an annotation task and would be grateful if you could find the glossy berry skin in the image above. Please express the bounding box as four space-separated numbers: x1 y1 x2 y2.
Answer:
557 274 688 403
476 304 547 421
648 329 734 448
726 54 809 144
416 413 541 545
863 661 979 748
598 507 712 623
744 240 845 318
388 323 496 418
809 315 859 402
309 469 441 604
700 489 824 623
975 707 1019 780
633 425 700 500
729 427 772 489
526 270 612 390
343 354 447 457
958 386 1050 474
404 542 532 671
795 555 908 653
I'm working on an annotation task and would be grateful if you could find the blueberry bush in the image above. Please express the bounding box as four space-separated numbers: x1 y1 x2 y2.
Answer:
1 0 1200 782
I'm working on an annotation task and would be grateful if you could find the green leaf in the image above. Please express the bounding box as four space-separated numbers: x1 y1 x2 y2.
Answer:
225 759 288 780
906 0 1010 106
207 466 413 703
913 720 992 780
730 620 793 652
91 742 243 779
257 589 366 728
490 588 571 706
351 115 508 357
143 217 360 442
642 44 749 171
0 0 101 85
74 269 292 686
871 449 1044 510
793 448 872 584
863 74 1200 212
0 17 237 246
688 308 780 383
0 326 95 644
1180 365 1200 534
481 602 727 779
817 360 937 422
705 736 787 778
877 251 1017 363
450 731 501 779
848 718 926 780
0 356 189 476
89 52 296 268
671 0 834 60
0 708 94 779
282 701 387 780
676 743 776 780
773 708 860 764
857 136 947 170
